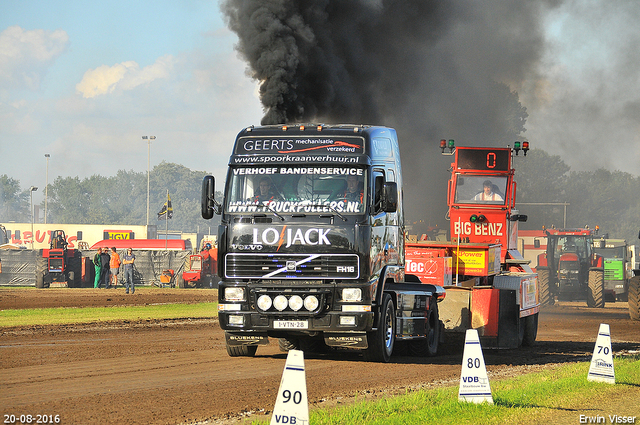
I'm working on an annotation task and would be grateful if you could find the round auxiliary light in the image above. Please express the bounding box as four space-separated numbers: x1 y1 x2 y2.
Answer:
304 295 319 311
273 295 288 311
257 295 272 311
289 295 303 311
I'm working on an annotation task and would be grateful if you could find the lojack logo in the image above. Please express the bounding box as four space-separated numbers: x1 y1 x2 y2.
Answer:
252 226 331 250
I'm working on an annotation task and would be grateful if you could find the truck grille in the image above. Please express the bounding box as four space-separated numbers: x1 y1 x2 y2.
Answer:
225 253 359 279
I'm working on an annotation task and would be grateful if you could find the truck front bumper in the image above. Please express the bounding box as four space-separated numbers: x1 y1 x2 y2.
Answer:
218 309 374 334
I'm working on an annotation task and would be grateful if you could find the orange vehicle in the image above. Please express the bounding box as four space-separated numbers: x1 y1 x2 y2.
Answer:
405 141 539 348
35 230 83 288
177 243 219 288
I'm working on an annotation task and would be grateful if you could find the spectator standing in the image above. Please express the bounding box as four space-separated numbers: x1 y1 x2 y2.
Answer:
100 248 111 288
122 248 136 294
110 247 121 288
93 248 103 288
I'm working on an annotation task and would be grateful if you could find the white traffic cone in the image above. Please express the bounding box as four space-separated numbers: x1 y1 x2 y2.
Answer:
458 329 493 404
587 323 615 384
271 350 310 425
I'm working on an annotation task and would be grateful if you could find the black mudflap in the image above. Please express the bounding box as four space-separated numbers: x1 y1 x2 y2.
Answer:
225 332 269 346
497 289 519 349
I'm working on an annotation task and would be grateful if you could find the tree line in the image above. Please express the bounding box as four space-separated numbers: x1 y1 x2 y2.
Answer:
1 151 639 243
0 162 222 234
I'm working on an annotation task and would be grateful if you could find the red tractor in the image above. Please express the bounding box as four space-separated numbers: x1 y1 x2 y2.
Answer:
536 227 605 307
177 243 219 288
35 230 82 288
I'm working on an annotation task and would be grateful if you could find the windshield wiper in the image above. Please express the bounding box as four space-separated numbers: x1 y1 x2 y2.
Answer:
259 202 285 221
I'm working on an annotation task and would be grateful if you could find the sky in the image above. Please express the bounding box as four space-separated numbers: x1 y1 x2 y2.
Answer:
1 0 639 208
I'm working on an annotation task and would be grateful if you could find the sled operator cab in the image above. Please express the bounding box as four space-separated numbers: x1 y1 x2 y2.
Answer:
405 140 539 349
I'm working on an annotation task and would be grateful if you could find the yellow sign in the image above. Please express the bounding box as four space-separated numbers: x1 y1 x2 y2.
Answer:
105 231 131 240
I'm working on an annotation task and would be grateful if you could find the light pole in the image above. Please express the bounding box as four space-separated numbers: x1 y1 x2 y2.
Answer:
142 136 156 226
44 154 50 224
29 186 38 247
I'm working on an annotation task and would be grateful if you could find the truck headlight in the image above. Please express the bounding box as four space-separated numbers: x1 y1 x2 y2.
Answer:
289 295 303 311
342 288 362 302
257 295 272 311
224 287 245 301
273 295 288 311
304 295 319 311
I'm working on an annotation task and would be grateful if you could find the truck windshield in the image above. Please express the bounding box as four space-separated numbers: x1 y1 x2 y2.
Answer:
594 246 625 259
225 166 367 215
454 175 508 204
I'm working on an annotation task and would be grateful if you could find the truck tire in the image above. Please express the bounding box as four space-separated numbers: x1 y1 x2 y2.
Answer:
226 343 258 357
35 254 47 289
299 336 326 354
278 337 300 352
537 267 554 306
364 293 395 363
587 268 605 308
522 313 538 347
629 276 640 321
408 298 440 357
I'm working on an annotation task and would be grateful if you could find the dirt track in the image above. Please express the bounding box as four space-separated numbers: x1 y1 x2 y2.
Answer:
1 288 639 425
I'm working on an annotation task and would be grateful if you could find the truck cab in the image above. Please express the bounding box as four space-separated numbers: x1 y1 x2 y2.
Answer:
202 124 444 361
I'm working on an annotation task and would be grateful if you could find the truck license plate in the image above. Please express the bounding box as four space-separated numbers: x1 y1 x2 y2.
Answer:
273 320 308 329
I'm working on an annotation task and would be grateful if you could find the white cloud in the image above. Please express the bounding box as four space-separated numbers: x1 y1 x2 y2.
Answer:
0 25 69 90
76 55 176 98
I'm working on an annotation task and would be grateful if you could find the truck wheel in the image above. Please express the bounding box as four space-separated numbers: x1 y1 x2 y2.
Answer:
408 298 440 357
364 293 395 363
299 336 326 354
629 276 640 321
278 337 300 352
587 268 605 308
522 313 538 347
35 255 47 289
537 267 554 306
226 343 258 357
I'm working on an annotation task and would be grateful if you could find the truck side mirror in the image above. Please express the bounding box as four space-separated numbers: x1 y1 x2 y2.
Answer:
534 239 540 249
382 182 398 213
201 175 216 219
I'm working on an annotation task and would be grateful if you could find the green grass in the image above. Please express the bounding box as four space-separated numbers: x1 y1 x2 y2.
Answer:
253 355 640 425
0 302 218 327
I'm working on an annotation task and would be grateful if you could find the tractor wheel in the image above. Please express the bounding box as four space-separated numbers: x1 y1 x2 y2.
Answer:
35 254 47 289
278 337 300 352
226 342 258 357
537 267 554 306
522 313 538 347
364 293 395 362
408 298 440 357
628 276 640 321
587 268 605 308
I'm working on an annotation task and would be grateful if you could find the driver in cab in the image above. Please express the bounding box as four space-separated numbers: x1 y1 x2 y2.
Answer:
343 174 364 203
473 180 503 202
253 177 281 203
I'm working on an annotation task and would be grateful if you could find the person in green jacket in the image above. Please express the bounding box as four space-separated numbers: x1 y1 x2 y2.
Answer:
93 247 103 288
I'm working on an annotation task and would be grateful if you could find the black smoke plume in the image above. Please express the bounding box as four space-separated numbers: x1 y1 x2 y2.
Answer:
222 0 555 230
